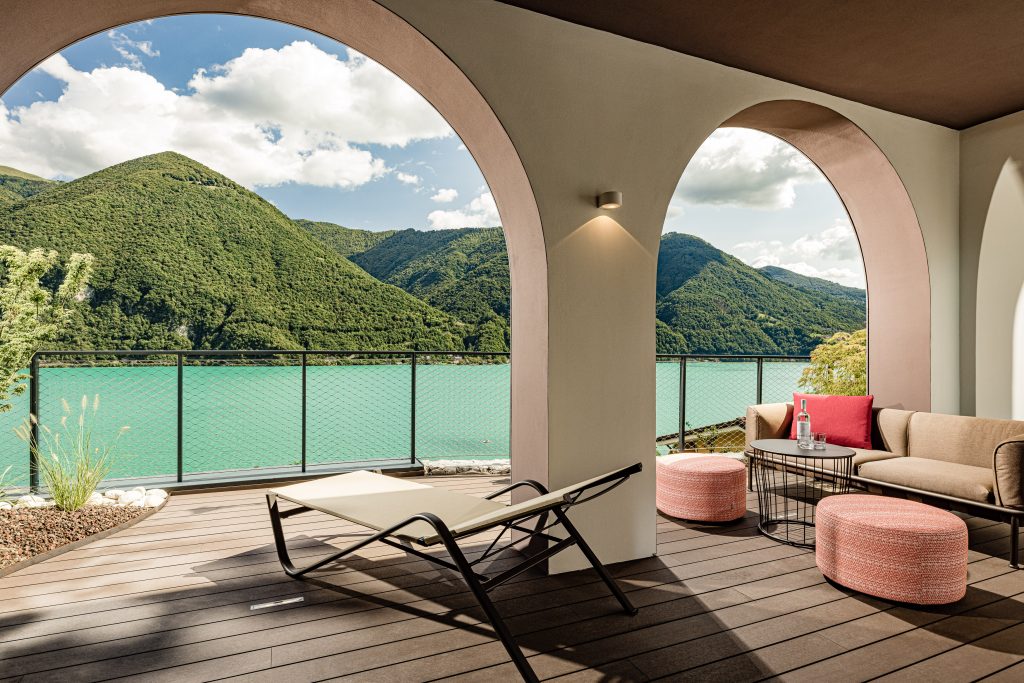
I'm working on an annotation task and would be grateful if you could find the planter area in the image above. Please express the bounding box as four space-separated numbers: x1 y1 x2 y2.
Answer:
0 487 168 572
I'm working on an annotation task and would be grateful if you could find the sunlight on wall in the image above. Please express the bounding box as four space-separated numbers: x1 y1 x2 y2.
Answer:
1014 284 1024 420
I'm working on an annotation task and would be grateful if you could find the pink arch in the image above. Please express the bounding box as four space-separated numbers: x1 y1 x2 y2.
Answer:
722 100 931 410
0 0 550 482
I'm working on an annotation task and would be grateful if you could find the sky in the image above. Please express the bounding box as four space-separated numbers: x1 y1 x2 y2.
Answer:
0 14 865 288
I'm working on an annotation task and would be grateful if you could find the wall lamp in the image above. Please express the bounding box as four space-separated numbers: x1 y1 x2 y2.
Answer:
596 190 622 210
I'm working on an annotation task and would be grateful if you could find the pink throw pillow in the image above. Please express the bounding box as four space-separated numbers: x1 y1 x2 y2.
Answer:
789 393 874 449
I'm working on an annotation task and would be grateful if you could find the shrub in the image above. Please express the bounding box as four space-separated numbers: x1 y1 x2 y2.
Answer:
799 328 867 396
15 394 128 511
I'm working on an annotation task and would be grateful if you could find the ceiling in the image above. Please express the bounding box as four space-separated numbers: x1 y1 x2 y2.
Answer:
497 0 1024 129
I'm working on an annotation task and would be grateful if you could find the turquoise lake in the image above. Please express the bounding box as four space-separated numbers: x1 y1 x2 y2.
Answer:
0 360 805 483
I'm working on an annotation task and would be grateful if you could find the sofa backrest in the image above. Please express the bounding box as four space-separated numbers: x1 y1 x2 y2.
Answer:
873 408 914 455
908 412 1024 469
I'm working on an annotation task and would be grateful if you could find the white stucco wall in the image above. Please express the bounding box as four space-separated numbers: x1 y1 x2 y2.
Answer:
960 111 1024 418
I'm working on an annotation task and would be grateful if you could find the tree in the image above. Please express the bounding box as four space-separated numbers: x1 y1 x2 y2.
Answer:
0 246 94 413
799 328 867 396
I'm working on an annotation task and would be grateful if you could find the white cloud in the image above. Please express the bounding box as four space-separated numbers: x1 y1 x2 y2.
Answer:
430 187 458 203
675 128 823 209
427 191 499 229
0 41 454 189
107 31 159 70
396 172 420 185
731 218 865 288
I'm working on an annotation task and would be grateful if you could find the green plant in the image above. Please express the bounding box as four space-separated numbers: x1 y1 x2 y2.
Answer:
799 328 868 396
0 245 93 413
0 464 18 501
15 394 128 511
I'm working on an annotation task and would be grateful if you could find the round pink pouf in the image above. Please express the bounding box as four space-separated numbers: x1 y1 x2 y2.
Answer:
656 455 747 522
816 494 968 605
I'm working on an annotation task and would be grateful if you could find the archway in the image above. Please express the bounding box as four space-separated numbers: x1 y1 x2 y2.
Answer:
976 158 1024 419
0 0 549 488
714 100 931 410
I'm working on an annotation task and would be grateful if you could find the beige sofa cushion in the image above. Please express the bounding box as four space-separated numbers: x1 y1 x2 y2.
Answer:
858 457 995 504
745 403 792 445
852 448 904 470
874 408 914 455
908 412 1024 469
994 437 1024 508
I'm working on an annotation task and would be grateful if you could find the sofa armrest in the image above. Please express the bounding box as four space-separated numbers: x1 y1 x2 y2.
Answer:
745 403 794 452
993 435 1024 508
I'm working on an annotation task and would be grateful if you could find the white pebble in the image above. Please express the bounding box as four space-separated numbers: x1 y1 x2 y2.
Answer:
129 486 147 495
142 493 165 508
118 491 143 505
0 501 12 509
147 489 168 499
104 489 125 500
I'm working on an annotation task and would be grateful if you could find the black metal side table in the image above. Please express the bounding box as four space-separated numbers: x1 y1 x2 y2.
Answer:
749 438 854 548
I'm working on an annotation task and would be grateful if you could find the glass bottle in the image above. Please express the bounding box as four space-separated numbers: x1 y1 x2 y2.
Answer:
796 399 811 448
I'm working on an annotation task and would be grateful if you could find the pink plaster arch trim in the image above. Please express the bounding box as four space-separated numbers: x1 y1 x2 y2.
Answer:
723 100 931 411
0 0 549 483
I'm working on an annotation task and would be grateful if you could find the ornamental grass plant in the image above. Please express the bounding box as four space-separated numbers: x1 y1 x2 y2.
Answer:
15 394 129 511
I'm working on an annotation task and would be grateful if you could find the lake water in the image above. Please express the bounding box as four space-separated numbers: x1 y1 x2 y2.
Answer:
0 360 805 483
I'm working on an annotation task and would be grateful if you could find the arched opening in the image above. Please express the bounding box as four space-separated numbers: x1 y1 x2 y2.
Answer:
0 1 547 487
976 158 1024 419
658 126 867 452
717 101 931 410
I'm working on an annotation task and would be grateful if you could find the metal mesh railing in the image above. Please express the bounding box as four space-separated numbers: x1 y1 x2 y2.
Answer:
307 353 412 465
21 349 513 487
416 354 510 459
13 349 809 487
182 353 302 474
656 354 810 454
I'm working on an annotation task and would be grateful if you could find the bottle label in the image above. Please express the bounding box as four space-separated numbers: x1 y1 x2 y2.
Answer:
796 422 810 442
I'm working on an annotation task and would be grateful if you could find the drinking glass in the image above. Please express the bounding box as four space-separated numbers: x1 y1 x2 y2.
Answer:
813 432 827 450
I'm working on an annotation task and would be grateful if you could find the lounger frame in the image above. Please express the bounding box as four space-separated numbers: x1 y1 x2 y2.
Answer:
266 463 642 682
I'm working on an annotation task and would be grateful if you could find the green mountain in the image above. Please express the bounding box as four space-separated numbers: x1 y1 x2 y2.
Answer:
655 233 865 354
329 226 511 352
0 153 865 356
0 165 58 202
0 153 468 351
759 265 867 307
294 219 394 258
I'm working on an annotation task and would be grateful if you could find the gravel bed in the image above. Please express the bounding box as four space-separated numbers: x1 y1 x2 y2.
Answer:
0 505 148 570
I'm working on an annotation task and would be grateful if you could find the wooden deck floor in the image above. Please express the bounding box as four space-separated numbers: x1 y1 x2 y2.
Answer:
2 474 1024 682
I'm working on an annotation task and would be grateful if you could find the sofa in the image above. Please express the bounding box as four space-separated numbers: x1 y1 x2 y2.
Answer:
744 403 1024 566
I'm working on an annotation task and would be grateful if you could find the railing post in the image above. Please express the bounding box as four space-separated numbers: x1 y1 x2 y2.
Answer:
29 353 39 493
301 352 307 473
756 356 764 405
177 352 183 483
678 357 687 452
410 352 417 464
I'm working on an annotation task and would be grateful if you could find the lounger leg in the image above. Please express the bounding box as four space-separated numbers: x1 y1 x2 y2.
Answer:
267 493 384 578
435 528 540 683
553 509 638 616
1012 517 1020 569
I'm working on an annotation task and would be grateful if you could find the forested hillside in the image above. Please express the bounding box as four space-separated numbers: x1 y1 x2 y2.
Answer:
655 233 865 354
302 223 510 352
0 153 865 355
759 265 867 307
0 153 467 351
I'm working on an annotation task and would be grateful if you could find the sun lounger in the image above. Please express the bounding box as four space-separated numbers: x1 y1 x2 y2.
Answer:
266 462 642 682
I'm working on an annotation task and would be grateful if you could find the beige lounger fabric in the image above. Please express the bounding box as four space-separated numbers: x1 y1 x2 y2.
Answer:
270 471 505 544
271 466 632 545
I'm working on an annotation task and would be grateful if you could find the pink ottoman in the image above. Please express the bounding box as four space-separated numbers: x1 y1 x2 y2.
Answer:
816 494 968 605
656 455 746 522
